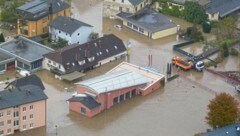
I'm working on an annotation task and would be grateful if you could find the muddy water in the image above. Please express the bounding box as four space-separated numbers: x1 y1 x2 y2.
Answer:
2 0 239 136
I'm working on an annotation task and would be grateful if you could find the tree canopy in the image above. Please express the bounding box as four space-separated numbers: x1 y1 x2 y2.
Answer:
183 1 208 24
216 16 237 40
206 93 239 128
50 38 69 49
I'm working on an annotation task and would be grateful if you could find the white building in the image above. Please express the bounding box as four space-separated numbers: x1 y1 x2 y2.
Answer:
49 16 93 45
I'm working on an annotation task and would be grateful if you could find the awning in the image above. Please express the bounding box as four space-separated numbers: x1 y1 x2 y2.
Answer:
61 71 86 81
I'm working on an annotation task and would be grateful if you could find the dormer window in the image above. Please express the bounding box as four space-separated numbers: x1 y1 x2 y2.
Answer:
106 49 109 53
99 52 102 55
88 57 95 62
72 62 75 66
114 46 118 50
94 43 97 47
78 60 86 66
96 53 99 56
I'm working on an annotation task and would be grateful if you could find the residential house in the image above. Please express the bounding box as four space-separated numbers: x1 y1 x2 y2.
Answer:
0 35 54 72
67 62 165 117
16 0 71 37
202 123 240 136
43 34 127 81
0 84 48 135
103 0 152 18
49 16 93 45
205 0 240 20
117 9 178 39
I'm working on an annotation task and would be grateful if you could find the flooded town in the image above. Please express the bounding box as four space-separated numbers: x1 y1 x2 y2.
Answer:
0 0 239 136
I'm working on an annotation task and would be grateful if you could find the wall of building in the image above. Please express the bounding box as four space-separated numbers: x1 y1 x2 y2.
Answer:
69 102 101 117
18 100 46 132
0 107 14 135
167 2 184 10
42 57 66 73
123 20 149 37
70 26 93 45
207 12 219 21
151 26 177 39
141 78 164 96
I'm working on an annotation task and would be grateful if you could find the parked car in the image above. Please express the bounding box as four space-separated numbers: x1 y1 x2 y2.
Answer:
235 85 240 93
18 70 30 77
114 25 122 30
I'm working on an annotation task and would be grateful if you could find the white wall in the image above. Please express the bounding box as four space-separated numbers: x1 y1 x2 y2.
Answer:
42 57 66 73
50 26 93 45
71 26 93 44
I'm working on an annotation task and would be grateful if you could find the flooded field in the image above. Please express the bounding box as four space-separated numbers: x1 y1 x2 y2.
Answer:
0 0 239 136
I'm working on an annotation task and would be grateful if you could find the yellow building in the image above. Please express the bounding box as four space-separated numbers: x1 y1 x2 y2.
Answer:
117 9 178 39
16 0 71 37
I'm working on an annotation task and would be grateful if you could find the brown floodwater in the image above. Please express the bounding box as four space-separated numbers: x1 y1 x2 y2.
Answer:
0 0 239 136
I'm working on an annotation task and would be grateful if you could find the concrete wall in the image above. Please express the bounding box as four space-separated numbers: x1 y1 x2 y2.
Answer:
151 26 177 39
141 78 164 96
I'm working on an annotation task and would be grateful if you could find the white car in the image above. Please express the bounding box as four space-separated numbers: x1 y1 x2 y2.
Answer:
235 85 240 93
19 70 30 77
114 25 122 30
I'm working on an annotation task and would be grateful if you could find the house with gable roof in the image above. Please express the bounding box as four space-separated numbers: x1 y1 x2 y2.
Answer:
103 0 152 18
49 16 93 45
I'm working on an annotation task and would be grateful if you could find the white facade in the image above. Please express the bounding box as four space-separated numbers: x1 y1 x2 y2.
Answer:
42 57 66 73
49 26 93 45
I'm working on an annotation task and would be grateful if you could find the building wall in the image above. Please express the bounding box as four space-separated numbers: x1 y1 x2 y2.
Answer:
103 0 151 18
70 26 93 45
18 100 46 132
141 78 164 96
207 12 219 21
123 20 149 37
167 2 184 10
0 107 14 135
42 57 66 73
17 7 71 37
69 102 101 117
96 51 127 67
151 26 177 39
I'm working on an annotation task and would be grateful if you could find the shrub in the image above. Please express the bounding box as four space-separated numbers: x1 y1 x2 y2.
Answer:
202 22 211 33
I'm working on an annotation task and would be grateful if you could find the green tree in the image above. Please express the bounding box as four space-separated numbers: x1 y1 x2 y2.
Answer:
0 1 24 22
216 16 237 40
202 22 211 33
51 38 68 49
0 33 5 43
206 93 239 128
183 1 208 24
186 25 204 42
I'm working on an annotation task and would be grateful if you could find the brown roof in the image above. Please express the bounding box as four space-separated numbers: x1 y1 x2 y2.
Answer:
43 34 127 74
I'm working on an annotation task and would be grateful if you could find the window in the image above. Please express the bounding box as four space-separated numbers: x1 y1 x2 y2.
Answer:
139 28 144 33
59 65 61 69
133 25 138 30
23 125 26 130
7 120 11 125
7 111 11 116
114 46 118 50
126 92 130 99
131 89 136 97
23 107 26 112
48 60 51 64
127 22 132 27
78 33 80 36
106 49 109 53
81 107 86 114
135 7 138 11
126 8 130 12
121 0 124 3
0 113 3 118
59 31 61 33
30 105 33 110
113 97 118 105
0 121 4 127
30 123 34 128
88 57 95 62
23 116 26 121
119 7 122 11
14 120 19 126
119 94 124 102
7 129 11 134
78 60 85 66
30 114 33 119
14 112 19 118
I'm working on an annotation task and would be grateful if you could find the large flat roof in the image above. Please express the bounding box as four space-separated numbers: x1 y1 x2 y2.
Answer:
107 62 165 90
117 9 177 33
75 70 148 94
0 36 54 63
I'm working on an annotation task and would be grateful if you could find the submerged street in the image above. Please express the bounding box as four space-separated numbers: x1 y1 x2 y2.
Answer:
0 0 239 136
